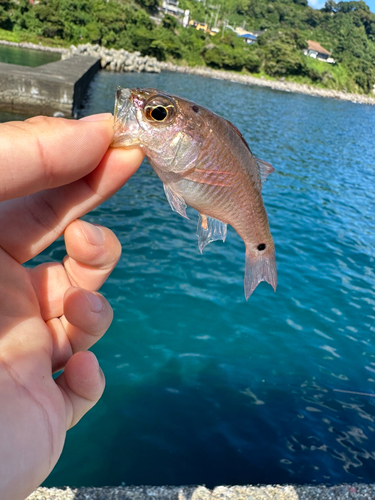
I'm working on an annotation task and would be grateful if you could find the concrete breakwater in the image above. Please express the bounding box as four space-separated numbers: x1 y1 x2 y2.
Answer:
0 40 161 117
68 43 161 73
0 40 162 73
0 54 100 116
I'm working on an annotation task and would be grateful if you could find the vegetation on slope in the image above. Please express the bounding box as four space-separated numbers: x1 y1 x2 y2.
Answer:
0 0 375 94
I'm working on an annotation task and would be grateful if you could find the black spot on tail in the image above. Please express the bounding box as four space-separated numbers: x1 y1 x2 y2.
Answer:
257 243 266 251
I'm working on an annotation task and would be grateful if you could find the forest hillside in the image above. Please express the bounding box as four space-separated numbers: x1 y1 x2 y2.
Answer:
0 0 374 93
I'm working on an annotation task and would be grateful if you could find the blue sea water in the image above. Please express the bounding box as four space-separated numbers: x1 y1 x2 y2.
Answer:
3 71 375 487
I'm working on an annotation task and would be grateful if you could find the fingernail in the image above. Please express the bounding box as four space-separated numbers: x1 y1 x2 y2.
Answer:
80 220 105 246
83 290 104 313
99 366 105 382
80 113 113 122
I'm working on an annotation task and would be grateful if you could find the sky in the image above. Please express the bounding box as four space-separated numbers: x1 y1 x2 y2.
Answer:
308 0 375 12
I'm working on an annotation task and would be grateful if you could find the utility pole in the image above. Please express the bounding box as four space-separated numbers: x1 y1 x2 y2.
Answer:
207 4 221 29
222 18 227 38
213 4 220 28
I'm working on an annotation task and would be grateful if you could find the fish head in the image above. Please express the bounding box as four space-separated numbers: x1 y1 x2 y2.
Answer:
113 87 203 172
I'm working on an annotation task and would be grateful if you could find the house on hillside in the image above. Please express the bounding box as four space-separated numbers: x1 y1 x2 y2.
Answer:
303 40 335 64
235 27 257 44
160 0 185 17
237 33 257 44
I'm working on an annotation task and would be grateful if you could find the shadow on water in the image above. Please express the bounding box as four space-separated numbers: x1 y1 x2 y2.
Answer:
46 354 375 488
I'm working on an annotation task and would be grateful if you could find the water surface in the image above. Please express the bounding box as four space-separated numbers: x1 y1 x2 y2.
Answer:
0 44 60 67
3 71 375 487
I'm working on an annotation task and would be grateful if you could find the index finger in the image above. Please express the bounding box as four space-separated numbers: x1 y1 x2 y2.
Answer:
0 114 114 202
0 146 145 263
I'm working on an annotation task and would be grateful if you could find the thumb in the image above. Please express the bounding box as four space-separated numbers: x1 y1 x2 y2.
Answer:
0 113 114 202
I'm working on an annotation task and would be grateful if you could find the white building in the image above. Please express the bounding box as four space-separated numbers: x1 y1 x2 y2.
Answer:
160 0 185 16
303 40 335 64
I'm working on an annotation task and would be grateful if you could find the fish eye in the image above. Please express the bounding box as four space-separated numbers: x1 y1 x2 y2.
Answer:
144 95 176 124
151 106 168 121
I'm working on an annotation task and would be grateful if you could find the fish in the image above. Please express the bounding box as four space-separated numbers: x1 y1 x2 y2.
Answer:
112 87 277 299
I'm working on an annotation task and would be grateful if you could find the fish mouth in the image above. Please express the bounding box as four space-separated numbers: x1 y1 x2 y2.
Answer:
112 87 142 148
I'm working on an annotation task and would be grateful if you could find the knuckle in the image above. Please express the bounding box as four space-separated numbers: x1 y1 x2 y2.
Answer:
25 116 59 189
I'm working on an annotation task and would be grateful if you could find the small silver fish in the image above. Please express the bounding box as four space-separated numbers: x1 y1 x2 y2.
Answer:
112 87 277 299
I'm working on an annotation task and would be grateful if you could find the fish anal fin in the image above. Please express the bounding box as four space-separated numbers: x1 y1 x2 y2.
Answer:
163 184 189 219
244 248 277 300
255 157 274 185
196 214 227 254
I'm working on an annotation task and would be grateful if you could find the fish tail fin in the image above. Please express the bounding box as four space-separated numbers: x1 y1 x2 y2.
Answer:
244 248 277 300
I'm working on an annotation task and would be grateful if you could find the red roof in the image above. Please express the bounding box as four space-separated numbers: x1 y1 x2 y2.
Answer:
307 40 331 56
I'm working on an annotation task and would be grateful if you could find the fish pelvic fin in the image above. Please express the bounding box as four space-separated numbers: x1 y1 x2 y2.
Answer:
244 248 277 300
196 214 227 254
163 183 189 219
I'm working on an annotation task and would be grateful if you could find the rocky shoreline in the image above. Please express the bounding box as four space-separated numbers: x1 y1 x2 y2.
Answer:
0 39 68 53
159 61 375 106
1 39 374 105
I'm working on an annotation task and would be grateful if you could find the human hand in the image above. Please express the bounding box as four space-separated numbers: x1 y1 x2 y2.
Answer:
0 114 144 500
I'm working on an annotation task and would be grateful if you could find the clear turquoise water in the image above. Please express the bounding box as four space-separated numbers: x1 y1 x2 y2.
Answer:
3 71 375 487
0 45 60 67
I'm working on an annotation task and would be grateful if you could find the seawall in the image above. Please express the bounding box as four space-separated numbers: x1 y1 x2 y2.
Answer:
0 54 100 116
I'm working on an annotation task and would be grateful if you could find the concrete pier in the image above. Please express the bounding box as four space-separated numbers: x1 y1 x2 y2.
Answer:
0 54 100 117
26 484 375 500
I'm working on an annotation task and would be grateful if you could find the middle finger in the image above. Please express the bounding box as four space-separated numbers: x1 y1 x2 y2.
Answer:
63 220 122 292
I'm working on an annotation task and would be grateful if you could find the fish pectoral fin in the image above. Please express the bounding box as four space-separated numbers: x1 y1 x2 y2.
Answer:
255 157 274 185
196 214 227 254
163 132 200 173
163 184 189 219
244 248 277 300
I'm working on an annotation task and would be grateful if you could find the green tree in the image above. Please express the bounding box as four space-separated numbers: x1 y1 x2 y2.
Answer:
0 0 13 30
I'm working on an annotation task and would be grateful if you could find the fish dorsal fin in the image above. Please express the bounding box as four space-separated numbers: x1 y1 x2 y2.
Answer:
163 183 189 219
224 118 274 186
225 119 252 153
255 157 274 184
196 214 227 253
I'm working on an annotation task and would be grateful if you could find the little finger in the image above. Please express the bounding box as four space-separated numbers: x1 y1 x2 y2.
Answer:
49 287 113 372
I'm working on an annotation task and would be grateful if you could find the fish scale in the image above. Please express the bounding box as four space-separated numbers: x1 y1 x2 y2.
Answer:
112 87 277 299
